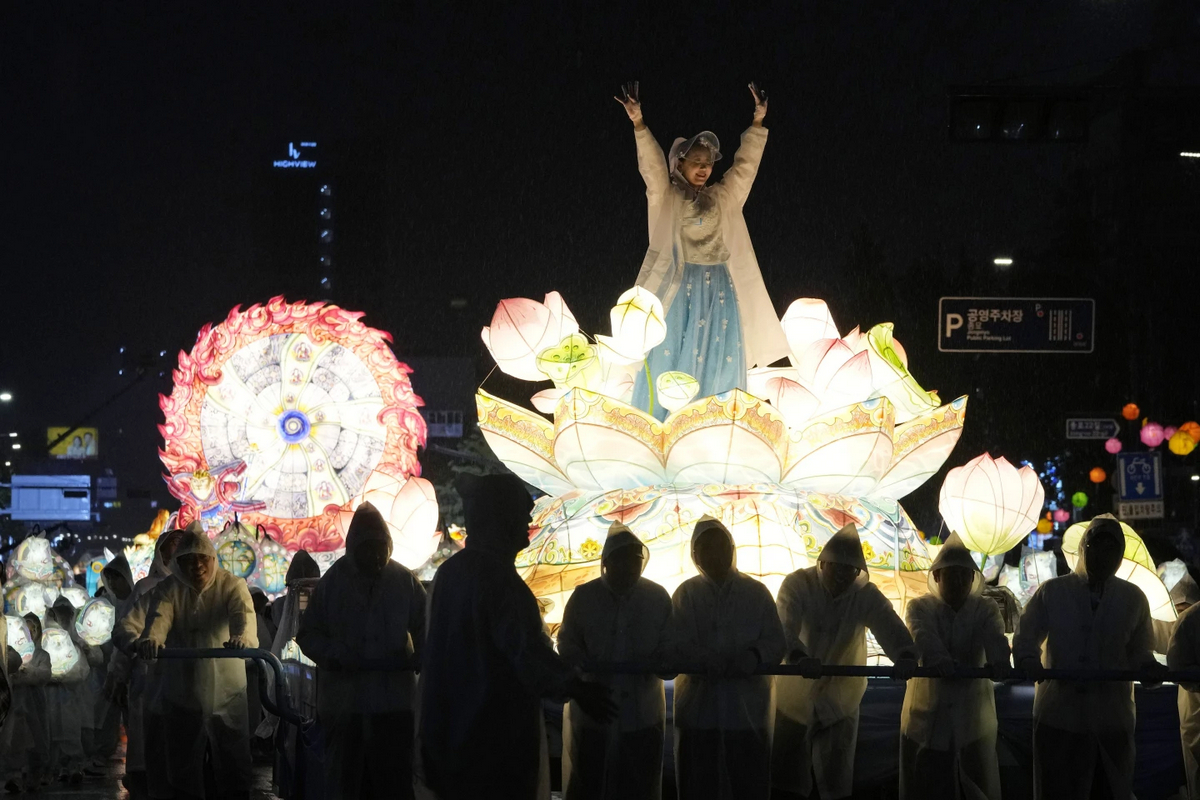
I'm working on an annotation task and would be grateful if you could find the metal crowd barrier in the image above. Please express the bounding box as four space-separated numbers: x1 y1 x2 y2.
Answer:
584 660 1200 683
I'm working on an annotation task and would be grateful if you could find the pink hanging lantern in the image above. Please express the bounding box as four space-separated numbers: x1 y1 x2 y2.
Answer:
1164 426 1179 440
1104 437 1122 455
1052 508 1071 524
1141 422 1166 448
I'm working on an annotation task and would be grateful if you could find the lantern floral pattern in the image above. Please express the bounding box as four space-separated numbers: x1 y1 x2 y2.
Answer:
477 290 967 628
159 296 427 552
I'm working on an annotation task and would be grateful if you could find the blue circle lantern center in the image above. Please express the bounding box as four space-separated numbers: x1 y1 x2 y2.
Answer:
277 410 311 444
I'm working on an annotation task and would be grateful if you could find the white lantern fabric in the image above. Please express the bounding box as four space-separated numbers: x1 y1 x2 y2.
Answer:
40 627 83 680
74 598 116 646
335 471 441 569
6 615 35 665
593 286 667 364
938 454 1045 556
481 292 579 381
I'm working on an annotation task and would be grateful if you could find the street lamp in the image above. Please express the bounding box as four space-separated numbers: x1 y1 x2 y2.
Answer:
1182 152 1200 159
11 443 20 450
993 257 1014 267
0 392 11 402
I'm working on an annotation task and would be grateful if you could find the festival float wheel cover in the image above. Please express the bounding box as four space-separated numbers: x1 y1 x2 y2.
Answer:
160 297 426 551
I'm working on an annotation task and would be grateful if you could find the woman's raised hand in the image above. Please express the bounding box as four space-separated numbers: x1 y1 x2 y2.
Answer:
614 81 644 128
750 81 768 124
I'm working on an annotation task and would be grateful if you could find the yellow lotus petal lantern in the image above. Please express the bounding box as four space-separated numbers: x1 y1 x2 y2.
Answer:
536 333 600 389
335 471 441 569
938 453 1045 556
655 371 700 413
1169 430 1197 456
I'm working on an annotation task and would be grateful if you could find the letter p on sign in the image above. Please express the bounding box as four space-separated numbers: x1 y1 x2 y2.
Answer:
944 313 963 338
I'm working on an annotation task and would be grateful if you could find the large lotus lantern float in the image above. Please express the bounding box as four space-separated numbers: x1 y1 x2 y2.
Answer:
937 454 1045 557
478 290 968 627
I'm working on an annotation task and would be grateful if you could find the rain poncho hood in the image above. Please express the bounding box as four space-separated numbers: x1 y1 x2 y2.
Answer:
149 522 197 582
344 501 392 556
101 554 135 602
285 549 320 583
1072 514 1124 579
927 532 985 598
817 524 869 589
668 131 722 181
457 473 534 553
169 529 219 590
602 522 650 572
690 516 736 578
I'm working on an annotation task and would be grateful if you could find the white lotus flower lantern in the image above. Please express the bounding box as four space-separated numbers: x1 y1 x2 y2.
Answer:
336 472 441 569
593 287 667 364
481 292 579 381
938 454 1045 556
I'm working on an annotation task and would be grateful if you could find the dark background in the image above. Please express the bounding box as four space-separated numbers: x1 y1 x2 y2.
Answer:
3 1 1199 540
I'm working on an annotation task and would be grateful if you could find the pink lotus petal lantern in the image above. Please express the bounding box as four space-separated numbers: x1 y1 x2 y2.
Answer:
1141 422 1166 448
1164 426 1179 440
1104 438 1123 455
336 472 441 569
1052 508 1071 524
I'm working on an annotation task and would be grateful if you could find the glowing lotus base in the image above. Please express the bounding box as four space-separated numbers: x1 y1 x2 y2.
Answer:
521 482 933 630
477 291 966 633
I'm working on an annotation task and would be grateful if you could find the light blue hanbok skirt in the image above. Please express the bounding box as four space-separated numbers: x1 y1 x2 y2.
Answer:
632 262 746 420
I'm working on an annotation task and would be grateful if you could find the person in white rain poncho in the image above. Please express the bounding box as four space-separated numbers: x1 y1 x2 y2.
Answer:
114 526 187 800
615 81 790 418
297 502 427 800
2 614 52 791
899 532 1011 800
420 474 615 800
1013 515 1163 800
1167 599 1200 799
672 515 786 800
135 528 258 800
771 523 917 800
557 522 675 800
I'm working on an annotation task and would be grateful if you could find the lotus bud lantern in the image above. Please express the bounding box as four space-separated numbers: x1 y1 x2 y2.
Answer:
938 454 1045 556
1105 438 1123 455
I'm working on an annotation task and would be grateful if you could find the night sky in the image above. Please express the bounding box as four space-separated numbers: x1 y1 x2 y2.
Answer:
4 2 1199 534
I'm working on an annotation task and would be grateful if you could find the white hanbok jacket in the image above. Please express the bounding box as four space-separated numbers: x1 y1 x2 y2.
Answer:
633 125 790 368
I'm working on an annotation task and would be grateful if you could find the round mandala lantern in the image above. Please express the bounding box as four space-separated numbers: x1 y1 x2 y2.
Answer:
159 297 427 551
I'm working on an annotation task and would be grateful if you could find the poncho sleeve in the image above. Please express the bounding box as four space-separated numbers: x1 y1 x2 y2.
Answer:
864 584 917 661
775 572 810 660
906 599 952 667
225 576 257 647
750 582 787 666
294 572 346 667
1169 607 1200 692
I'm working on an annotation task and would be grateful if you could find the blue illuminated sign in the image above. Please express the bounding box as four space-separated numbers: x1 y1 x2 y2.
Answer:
273 141 318 169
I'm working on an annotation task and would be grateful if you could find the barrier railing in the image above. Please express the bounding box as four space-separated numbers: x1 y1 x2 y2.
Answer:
583 661 1200 683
